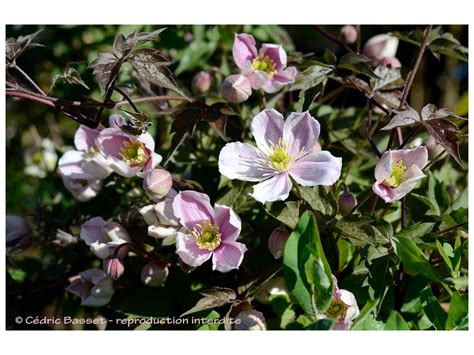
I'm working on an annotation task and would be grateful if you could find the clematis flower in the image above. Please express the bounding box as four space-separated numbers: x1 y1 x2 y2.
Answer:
172 191 247 272
58 150 107 202
80 217 131 259
232 33 297 93
218 109 342 203
363 33 400 66
322 276 360 330
67 268 114 307
221 74 252 103
96 127 161 178
372 146 428 203
139 189 180 240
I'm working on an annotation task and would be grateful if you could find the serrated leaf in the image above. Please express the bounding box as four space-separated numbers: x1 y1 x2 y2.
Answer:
421 103 465 121
204 102 243 142
394 222 435 239
423 118 463 166
6 29 43 65
50 63 90 91
128 48 188 99
420 286 447 330
181 287 236 317
338 52 378 79
381 106 420 130
371 65 404 92
291 63 333 91
266 201 302 229
89 52 121 97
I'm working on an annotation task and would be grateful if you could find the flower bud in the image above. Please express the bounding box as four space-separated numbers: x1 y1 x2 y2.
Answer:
6 215 31 247
184 32 193 42
143 168 173 201
67 269 114 307
379 56 402 68
338 187 357 216
363 34 399 61
340 25 358 44
141 261 169 287
221 74 252 103
234 310 267 330
192 71 212 94
103 256 125 280
267 226 289 259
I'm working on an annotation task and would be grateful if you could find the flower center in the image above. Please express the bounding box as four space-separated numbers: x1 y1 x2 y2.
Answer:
120 140 148 167
192 220 222 251
384 160 407 187
267 139 292 172
252 55 277 77
84 146 99 162
325 298 348 319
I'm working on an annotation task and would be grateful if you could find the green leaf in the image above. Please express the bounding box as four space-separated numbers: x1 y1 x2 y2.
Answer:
436 240 454 272
306 318 333 330
446 292 468 330
420 286 448 330
395 222 435 239
338 52 378 79
291 63 333 91
384 311 410 330
283 211 331 315
266 201 302 229
391 228 441 283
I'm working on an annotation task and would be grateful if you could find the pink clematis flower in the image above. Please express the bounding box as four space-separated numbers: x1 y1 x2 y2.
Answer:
218 109 342 203
363 33 401 66
67 268 114 307
322 276 360 330
372 146 428 203
172 191 247 272
232 33 297 93
80 217 131 259
96 128 161 178
142 168 173 202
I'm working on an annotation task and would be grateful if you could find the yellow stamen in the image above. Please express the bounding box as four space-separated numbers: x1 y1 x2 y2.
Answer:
267 138 292 172
384 160 407 187
192 220 222 251
251 55 277 77
120 140 148 167
325 298 348 319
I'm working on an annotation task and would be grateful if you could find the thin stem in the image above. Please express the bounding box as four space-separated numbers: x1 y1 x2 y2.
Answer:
13 64 46 96
115 95 189 107
114 87 139 113
401 197 407 228
258 89 267 110
399 25 433 109
355 25 361 53
424 150 447 171
434 222 468 235
398 124 421 149
349 191 374 214
366 100 382 158
313 25 353 53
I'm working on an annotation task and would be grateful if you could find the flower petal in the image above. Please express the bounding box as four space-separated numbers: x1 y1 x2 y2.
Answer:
80 217 106 245
262 67 297 93
289 151 342 186
251 109 285 154
250 173 292 203
218 142 273 182
176 232 212 267
172 191 215 230
96 128 129 160
232 33 257 69
260 44 287 70
372 181 396 203
212 241 247 272
392 146 428 169
374 150 393 181
74 125 100 151
339 289 360 322
283 111 320 155
214 204 241 242
243 67 269 89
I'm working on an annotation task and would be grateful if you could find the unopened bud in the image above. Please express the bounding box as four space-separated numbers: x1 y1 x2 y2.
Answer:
268 226 289 259
143 169 173 201
184 32 193 42
379 56 402 68
6 215 32 248
234 310 267 330
363 34 399 61
338 187 357 216
221 74 252 103
141 261 169 287
340 25 358 44
192 71 212 94
103 257 125 280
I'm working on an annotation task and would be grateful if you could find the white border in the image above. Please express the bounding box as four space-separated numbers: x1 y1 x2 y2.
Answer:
1 0 473 354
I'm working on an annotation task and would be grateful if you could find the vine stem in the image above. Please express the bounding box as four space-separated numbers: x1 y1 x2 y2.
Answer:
13 64 46 96
366 99 382 158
